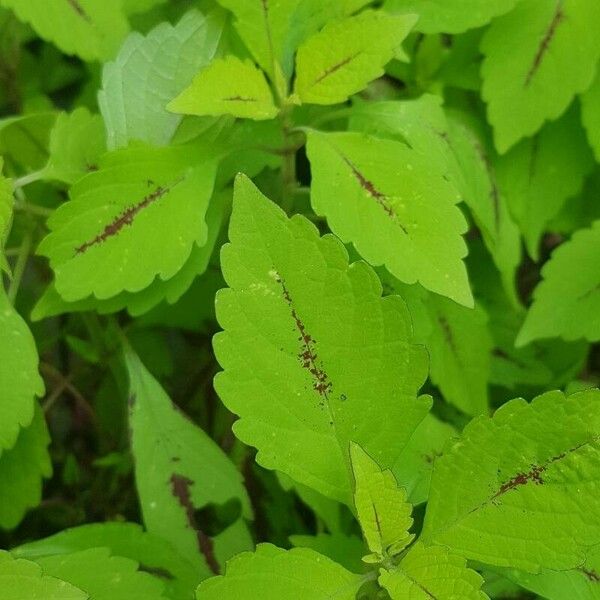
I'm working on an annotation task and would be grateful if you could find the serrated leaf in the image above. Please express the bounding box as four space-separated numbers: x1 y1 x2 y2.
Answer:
126 348 252 576
0 0 129 61
169 56 279 121
214 175 430 504
581 71 600 163
0 286 44 452
0 551 86 600
517 221 600 345
196 544 363 599
37 144 216 302
294 10 416 105
495 106 594 260
481 0 600 152
14 522 198 600
379 542 488 600
306 130 472 306
43 108 106 184
36 548 168 600
99 9 225 149
0 113 55 172
289 533 366 573
422 389 600 572
0 406 51 529
385 0 520 34
350 443 413 558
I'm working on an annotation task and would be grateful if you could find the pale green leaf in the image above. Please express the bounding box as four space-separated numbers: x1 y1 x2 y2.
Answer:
99 9 225 149
422 389 600 572
0 0 129 61
14 522 198 600
379 542 488 600
294 10 416 105
37 144 216 302
0 286 44 451
214 175 430 504
306 130 472 306
0 406 51 529
517 221 600 345
0 551 86 600
44 108 106 184
350 443 413 558
495 106 594 260
581 71 600 163
196 544 363 599
37 548 167 600
481 0 600 152
169 56 278 120
385 0 520 33
126 348 252 575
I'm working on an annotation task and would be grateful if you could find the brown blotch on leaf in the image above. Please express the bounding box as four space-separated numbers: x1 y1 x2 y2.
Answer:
315 53 361 84
66 0 92 22
525 2 564 86
579 567 600 583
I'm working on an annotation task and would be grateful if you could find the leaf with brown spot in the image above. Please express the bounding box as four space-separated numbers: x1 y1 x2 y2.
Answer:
422 389 600 572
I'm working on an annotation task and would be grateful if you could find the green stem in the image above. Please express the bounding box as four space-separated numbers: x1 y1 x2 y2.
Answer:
13 168 46 189
7 228 32 303
14 200 53 218
309 106 355 129
279 106 300 215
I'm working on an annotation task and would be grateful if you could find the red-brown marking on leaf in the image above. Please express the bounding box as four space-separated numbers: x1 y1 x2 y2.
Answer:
169 474 220 574
222 96 258 102
274 272 333 398
525 2 564 86
341 155 409 234
473 139 500 230
315 53 361 84
75 176 184 255
579 567 600 582
66 0 92 22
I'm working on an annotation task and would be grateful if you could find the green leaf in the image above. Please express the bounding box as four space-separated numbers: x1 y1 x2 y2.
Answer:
0 286 44 451
293 10 416 105
306 130 472 306
196 544 363 599
0 113 55 172
378 542 488 600
168 56 279 121
289 533 366 573
581 71 600 163
350 443 413 558
126 348 252 576
14 522 199 600
214 175 430 504
0 0 129 61
0 158 12 272
99 9 225 149
37 144 217 301
517 221 600 345
0 406 51 529
481 0 600 152
495 106 594 260
43 108 106 184
385 0 520 33
36 548 167 600
0 551 86 600
422 389 600 572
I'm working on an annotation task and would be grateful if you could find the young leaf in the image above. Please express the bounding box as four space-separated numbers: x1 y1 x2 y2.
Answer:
0 0 129 61
294 10 417 105
385 0 520 34
481 0 600 152
126 348 252 576
14 522 199 600
495 106 594 260
214 175 430 504
0 551 86 600
422 389 600 572
0 286 44 451
350 443 413 558
99 9 225 149
378 542 488 600
196 544 363 599
0 407 51 529
517 221 600 345
43 108 106 184
306 130 472 306
37 144 217 301
580 71 600 162
168 56 279 121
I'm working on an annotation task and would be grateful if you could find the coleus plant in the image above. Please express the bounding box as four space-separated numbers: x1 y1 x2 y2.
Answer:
1 0 600 599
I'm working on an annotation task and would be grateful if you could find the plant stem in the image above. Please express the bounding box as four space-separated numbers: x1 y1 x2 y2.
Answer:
7 228 32 303
279 106 298 214
14 200 53 218
13 169 46 189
